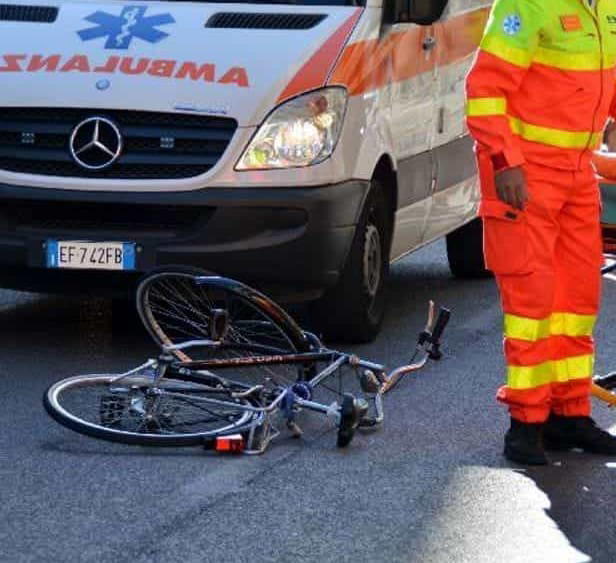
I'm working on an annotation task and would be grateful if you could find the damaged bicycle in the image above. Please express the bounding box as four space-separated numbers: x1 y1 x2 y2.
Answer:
44 269 450 453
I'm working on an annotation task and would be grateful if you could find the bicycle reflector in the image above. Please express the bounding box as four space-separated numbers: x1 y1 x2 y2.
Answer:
215 434 245 453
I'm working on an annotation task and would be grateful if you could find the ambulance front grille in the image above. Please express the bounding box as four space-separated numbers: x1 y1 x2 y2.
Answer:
0 107 238 179
1 199 211 236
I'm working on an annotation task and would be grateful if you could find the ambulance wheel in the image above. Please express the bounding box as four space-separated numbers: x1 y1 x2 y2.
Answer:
311 179 390 343
446 218 490 278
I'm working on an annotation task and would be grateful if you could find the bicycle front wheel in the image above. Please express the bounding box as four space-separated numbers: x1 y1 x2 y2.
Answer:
137 270 309 357
136 270 311 386
44 374 256 447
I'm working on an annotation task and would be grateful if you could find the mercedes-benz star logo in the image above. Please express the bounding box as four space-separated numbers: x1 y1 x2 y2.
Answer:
69 117 122 170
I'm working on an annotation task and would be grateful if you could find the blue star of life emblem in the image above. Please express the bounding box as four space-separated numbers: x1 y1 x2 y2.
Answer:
77 6 175 50
502 14 522 36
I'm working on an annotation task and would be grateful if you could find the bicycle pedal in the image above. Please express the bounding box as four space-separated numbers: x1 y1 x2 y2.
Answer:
356 398 369 418
337 394 366 448
358 416 377 428
287 420 303 438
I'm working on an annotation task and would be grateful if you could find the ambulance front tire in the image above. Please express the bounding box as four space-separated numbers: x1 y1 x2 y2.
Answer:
446 218 491 278
311 179 391 344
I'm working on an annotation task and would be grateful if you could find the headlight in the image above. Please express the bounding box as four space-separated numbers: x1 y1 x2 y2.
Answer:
236 87 347 170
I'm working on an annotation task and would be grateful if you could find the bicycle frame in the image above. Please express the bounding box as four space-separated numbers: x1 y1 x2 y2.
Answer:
112 352 381 454
107 302 449 453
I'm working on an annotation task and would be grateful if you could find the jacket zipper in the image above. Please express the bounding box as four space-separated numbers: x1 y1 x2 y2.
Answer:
581 0 603 169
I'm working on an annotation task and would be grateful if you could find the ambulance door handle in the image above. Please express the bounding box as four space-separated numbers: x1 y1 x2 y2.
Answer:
422 36 437 51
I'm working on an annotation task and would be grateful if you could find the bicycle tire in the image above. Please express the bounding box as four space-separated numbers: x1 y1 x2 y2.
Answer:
44 374 256 447
137 270 310 358
136 270 313 389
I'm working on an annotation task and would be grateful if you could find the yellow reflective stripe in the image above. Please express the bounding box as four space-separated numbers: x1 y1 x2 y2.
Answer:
481 31 615 72
504 313 596 341
550 313 596 337
534 47 604 71
480 35 533 68
465 97 507 117
505 315 550 341
509 117 602 149
507 355 594 390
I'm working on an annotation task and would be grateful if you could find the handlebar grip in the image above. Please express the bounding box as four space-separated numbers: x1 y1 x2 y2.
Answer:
594 371 616 391
602 262 616 275
431 307 451 342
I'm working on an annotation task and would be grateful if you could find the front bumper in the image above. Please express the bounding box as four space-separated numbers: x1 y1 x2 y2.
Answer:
0 180 369 299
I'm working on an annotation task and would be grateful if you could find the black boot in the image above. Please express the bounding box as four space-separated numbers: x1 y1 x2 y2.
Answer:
544 414 616 454
504 418 548 465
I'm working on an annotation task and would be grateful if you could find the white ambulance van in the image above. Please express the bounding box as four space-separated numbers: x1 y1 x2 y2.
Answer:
0 0 490 341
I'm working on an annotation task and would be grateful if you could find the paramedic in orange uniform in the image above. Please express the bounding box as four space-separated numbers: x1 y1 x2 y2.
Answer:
466 0 616 464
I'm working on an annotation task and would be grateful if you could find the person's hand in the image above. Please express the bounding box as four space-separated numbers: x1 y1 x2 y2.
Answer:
494 166 528 211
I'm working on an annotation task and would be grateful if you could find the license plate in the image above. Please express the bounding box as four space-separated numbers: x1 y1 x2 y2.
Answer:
46 240 136 271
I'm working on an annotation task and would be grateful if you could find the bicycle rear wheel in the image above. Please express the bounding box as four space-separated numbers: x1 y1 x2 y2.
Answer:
136 270 311 386
44 373 255 447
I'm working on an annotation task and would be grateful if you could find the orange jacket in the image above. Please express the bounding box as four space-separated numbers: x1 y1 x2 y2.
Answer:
466 0 616 171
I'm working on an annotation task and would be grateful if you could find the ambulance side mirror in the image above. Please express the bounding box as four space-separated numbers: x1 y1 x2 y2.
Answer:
390 0 448 25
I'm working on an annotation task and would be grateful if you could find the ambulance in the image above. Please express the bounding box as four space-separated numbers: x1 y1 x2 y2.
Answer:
0 0 490 341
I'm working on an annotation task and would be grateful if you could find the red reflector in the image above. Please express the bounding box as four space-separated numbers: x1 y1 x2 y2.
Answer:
215 434 245 453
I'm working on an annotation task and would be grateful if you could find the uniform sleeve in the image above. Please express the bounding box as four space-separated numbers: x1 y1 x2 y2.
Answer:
465 0 545 170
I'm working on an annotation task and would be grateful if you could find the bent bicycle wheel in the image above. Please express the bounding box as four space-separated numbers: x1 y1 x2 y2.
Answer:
136 269 311 385
44 374 255 447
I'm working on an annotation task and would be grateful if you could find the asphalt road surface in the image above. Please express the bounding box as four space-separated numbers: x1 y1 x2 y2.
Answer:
2 240 616 563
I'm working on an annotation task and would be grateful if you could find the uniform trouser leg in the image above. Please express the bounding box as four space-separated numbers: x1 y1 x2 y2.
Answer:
479 158 602 423
550 166 603 417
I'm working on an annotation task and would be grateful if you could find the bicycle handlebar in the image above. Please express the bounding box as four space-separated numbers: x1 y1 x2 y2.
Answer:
380 302 451 393
431 307 451 344
602 262 616 275
602 254 616 275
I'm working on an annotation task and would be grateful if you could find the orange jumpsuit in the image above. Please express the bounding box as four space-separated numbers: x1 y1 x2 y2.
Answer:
466 0 616 422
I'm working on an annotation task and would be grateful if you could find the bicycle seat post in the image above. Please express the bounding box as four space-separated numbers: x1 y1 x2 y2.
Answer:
157 351 175 365
153 351 175 383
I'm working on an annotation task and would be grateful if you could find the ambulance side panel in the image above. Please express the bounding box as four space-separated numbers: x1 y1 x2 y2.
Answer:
423 0 489 245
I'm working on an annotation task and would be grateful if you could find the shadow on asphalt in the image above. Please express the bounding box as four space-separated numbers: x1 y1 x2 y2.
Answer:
0 243 471 351
0 292 149 345
523 453 616 561
38 439 209 457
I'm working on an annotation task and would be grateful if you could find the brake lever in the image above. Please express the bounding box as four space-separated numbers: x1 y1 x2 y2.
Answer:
416 300 435 349
425 300 435 333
